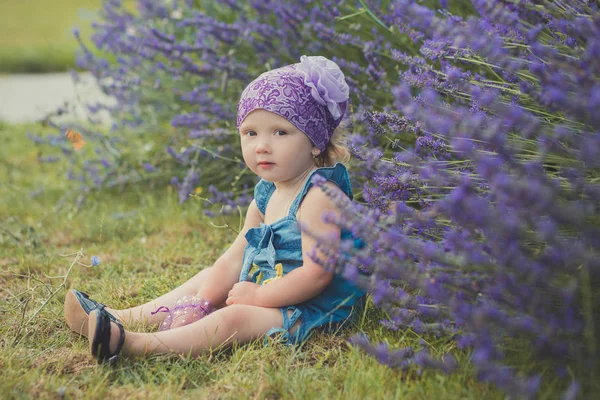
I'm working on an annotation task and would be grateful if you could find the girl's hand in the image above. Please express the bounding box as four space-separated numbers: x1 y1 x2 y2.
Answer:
226 281 261 306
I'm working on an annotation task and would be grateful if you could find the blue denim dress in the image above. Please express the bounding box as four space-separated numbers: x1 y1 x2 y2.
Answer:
239 163 365 344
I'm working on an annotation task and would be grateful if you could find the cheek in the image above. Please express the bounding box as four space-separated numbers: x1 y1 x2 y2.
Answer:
241 148 254 168
292 137 313 154
240 138 251 153
240 141 253 162
241 150 249 164
290 149 313 169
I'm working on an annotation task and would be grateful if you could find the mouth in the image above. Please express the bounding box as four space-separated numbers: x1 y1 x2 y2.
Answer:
257 161 275 169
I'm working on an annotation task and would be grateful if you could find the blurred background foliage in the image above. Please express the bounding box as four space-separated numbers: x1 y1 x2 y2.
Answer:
0 0 137 73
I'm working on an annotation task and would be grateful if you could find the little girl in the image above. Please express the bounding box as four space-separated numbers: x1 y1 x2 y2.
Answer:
64 55 365 363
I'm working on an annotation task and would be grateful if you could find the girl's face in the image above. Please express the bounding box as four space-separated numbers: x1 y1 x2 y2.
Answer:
239 109 318 186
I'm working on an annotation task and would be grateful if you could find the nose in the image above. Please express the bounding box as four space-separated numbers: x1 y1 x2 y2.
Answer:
255 135 271 153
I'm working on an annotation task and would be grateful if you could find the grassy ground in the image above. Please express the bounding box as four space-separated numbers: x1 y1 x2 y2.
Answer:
0 122 512 399
0 0 101 73
0 0 138 73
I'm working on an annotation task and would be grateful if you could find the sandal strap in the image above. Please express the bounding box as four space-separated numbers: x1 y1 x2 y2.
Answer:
73 289 117 322
109 321 126 364
74 290 107 310
90 309 105 360
91 307 125 364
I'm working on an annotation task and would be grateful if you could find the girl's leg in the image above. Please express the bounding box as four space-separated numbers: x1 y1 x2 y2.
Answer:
89 305 290 358
67 267 217 337
108 267 216 326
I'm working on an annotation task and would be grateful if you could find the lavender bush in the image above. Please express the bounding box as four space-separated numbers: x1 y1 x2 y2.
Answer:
316 1 598 398
29 0 599 397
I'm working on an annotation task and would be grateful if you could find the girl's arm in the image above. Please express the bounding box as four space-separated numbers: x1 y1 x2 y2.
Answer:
197 199 263 305
227 184 340 308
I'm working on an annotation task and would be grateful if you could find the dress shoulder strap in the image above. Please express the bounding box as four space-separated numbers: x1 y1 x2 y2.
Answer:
253 179 276 215
288 163 353 218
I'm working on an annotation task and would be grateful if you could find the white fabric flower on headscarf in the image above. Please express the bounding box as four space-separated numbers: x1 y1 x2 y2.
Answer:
295 55 350 119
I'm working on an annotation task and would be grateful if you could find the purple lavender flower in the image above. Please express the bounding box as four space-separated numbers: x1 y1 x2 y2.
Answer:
142 163 155 172
91 256 101 267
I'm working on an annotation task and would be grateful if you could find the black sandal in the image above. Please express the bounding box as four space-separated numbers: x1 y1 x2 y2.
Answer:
90 306 125 364
64 289 118 335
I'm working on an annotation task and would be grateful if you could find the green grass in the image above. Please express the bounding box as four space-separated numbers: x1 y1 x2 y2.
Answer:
1 122 572 399
0 0 132 73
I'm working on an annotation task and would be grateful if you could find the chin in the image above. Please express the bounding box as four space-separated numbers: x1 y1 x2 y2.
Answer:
253 167 273 179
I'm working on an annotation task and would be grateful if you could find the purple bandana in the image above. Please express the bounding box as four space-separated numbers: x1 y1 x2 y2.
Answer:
236 55 350 151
